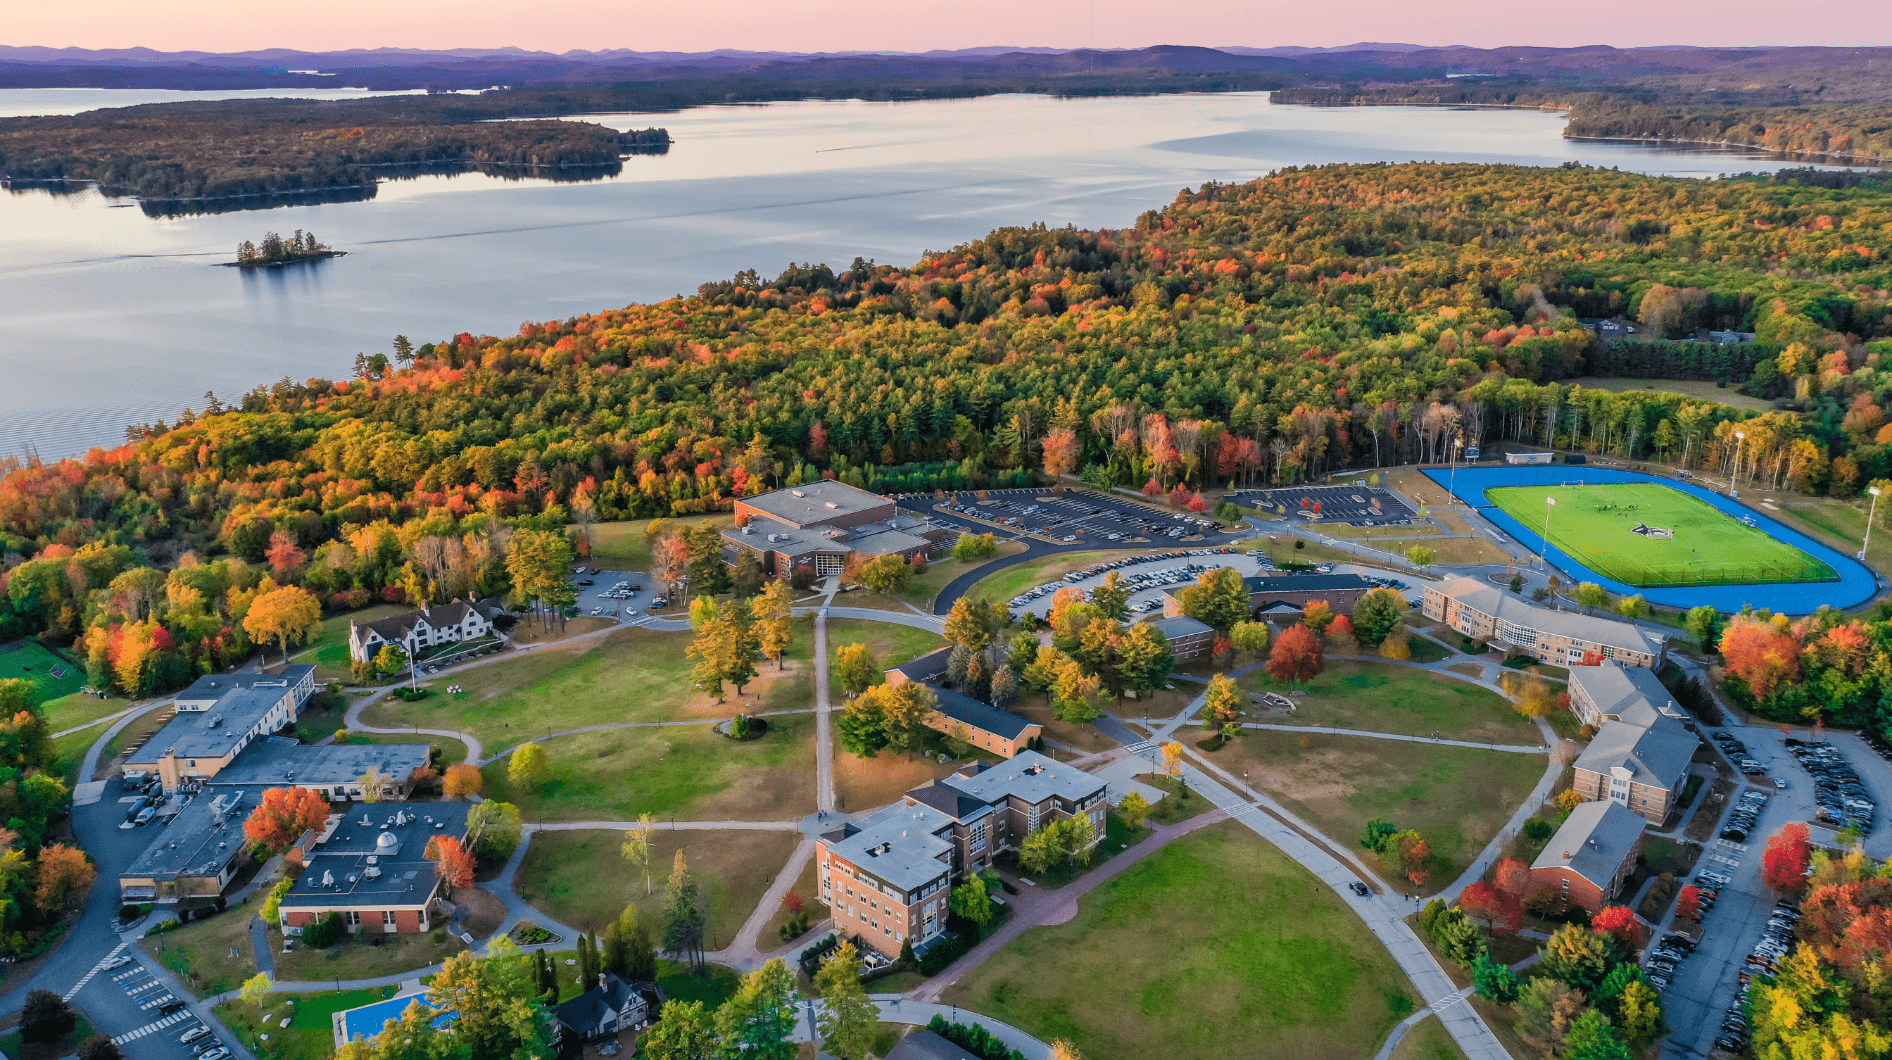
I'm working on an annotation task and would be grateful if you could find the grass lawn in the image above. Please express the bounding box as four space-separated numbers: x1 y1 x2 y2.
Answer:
584 515 734 573
0 639 83 703
218 986 394 1060
1237 659 1536 744
273 927 466 983
1211 730 1548 896
96 706 176 777
943 819 1415 1060
143 907 257 997
1389 1015 1469 1060
658 959 742 1007
53 729 96 786
1400 635 1453 665
0 1016 93 1060
295 604 406 682
1139 775 1216 827
1009 697 1118 754
825 618 945 695
1385 470 1454 511
1417 536 1516 566
42 691 130 734
761 854 828 947
962 549 1161 606
508 616 618 646
833 745 960 815
906 540 1029 603
481 714 816 822
514 829 800 949
339 732 468 765
368 622 816 749
1319 522 1444 540
1767 494 1892 575
1489 482 1833 587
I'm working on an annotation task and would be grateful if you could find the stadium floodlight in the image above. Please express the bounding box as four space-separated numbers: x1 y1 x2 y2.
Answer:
1732 430 1746 499
1538 495 1556 570
1863 485 1882 562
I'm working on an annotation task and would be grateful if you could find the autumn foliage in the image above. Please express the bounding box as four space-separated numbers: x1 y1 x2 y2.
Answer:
424 835 475 892
1266 623 1326 686
1590 905 1645 954
243 786 331 852
441 763 484 801
1763 822 1813 893
1720 618 1803 699
1459 881 1524 935
33 843 96 912
1673 884 1701 922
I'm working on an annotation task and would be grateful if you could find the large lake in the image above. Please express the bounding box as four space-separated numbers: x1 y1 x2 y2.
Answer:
0 90 1839 458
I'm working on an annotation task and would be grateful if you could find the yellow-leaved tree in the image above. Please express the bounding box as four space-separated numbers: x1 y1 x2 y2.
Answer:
242 584 321 667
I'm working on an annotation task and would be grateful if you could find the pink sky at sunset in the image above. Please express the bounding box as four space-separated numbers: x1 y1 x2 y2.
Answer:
10 0 1888 53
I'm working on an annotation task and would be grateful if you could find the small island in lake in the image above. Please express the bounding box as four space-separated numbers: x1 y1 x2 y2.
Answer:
233 229 344 266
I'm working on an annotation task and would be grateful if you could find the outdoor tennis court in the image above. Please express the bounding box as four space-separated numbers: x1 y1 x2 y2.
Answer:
0 639 84 702
1487 482 1836 587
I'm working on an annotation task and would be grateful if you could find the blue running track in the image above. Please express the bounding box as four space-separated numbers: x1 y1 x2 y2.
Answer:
1423 466 1880 614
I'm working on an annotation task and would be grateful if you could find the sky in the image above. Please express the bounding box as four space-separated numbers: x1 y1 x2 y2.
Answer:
11 0 1888 53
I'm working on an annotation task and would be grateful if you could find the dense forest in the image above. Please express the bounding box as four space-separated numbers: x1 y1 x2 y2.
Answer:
4 161 1892 693
0 95 670 200
1564 100 1892 166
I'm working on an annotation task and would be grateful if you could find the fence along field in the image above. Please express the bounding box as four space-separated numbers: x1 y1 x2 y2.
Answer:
1486 482 1837 588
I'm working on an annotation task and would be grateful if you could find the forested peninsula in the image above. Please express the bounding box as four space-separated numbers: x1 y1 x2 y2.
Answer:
0 93 670 202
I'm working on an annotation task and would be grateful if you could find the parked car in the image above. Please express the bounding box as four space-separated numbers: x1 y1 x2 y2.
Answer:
179 1026 209 1045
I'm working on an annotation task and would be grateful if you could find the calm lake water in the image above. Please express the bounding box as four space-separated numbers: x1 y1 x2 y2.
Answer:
0 90 1844 458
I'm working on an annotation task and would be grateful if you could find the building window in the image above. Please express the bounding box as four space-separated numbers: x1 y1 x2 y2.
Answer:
187 760 196 769
346 911 361 926
384 911 398 927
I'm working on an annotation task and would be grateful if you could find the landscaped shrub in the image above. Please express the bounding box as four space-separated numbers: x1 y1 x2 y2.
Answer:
797 934 838 979
304 911 346 949
925 1015 1027 1060
1523 817 1554 841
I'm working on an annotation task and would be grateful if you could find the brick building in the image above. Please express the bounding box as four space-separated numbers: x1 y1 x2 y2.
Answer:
884 649 1041 759
817 752 1106 958
1566 661 1686 730
1143 615 1215 659
1423 576 1667 668
1529 800 1648 913
278 804 473 935
1572 717 1697 824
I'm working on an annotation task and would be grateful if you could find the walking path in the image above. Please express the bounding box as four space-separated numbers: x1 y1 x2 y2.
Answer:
1239 722 1549 754
794 997 1053 1059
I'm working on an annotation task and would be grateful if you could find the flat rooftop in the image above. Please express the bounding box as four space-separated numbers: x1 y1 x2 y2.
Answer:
824 801 956 894
208 740 431 789
945 750 1103 806
126 685 292 765
740 481 892 527
174 666 315 710
120 786 258 883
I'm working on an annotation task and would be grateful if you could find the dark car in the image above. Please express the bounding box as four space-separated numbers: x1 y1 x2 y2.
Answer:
161 1000 188 1015
1349 881 1370 896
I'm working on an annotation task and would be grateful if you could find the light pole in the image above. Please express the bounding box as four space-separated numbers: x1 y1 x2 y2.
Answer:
1447 438 1463 499
1538 496 1556 571
1731 430 1746 499
1862 485 1883 562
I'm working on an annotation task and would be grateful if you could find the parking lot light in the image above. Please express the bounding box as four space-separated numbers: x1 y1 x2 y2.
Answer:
1861 485 1882 562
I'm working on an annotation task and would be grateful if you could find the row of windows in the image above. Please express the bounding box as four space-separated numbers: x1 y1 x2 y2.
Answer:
342 911 402 927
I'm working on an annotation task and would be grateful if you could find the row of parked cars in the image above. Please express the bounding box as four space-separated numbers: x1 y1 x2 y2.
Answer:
1707 729 1772 781
1643 930 1695 992
181 1020 232 1060
1785 739 1878 833
1006 549 1239 610
1718 788 1772 842
1723 899 1801 1052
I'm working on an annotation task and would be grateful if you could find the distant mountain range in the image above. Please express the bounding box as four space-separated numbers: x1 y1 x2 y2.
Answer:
0 42 1882 93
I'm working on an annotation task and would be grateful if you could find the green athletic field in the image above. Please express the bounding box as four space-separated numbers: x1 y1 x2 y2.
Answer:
0 640 85 703
1487 482 1836 588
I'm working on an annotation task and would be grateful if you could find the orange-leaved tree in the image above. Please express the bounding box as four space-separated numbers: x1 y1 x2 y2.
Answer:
1459 881 1523 935
1494 856 1533 903
1763 822 1812 893
34 843 96 913
1267 623 1325 688
1719 618 1803 699
442 763 484 801
425 835 475 895
243 786 331 853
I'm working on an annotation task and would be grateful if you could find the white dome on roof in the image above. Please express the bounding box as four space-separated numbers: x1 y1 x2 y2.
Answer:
375 831 401 854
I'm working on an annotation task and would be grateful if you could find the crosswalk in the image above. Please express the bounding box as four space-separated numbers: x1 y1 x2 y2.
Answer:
113 1009 195 1045
63 943 127 1001
1431 985 1477 1014
1120 740 1155 755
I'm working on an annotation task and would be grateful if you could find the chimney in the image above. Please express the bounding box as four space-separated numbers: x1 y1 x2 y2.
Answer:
1562 851 1572 860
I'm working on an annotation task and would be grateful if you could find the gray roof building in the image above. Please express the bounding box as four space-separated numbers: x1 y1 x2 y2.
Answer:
207 740 431 790
738 481 893 527
1568 661 1684 728
822 801 959 894
886 1031 982 1060
1149 615 1214 640
1241 573 1377 596
1532 799 1649 890
946 751 1102 807
119 787 260 899
1428 576 1668 660
127 686 298 766
280 804 471 911
929 686 1035 743
173 666 316 711
1574 717 1698 790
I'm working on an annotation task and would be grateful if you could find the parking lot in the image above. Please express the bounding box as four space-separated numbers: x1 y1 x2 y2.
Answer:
1654 715 1892 1057
568 567 658 620
997 548 1411 618
917 488 1245 545
1233 483 1416 525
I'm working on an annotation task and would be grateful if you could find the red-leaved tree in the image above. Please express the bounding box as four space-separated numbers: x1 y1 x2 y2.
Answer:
1674 884 1701 922
1494 856 1533 903
1267 623 1326 687
1763 822 1813 893
243 787 331 853
1591 905 1645 955
1460 881 1524 935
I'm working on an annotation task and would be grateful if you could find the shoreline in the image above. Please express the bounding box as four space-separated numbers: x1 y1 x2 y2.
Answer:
217 250 348 268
